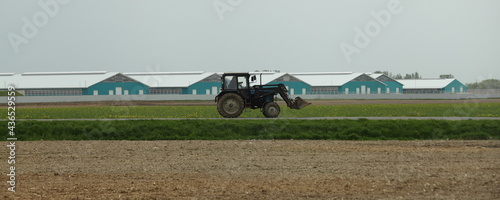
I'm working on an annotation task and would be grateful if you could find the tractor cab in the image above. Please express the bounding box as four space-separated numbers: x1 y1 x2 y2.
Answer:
220 73 254 102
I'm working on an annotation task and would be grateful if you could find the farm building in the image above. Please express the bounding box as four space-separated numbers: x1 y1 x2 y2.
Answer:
265 72 389 95
0 71 149 96
0 71 468 96
369 73 404 94
124 71 222 95
397 79 467 93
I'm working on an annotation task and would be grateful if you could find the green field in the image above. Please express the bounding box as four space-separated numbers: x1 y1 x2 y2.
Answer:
6 103 500 141
12 103 500 119
6 119 500 141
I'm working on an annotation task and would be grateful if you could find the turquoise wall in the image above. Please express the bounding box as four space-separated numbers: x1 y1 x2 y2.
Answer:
268 81 311 94
85 82 149 95
383 81 404 93
187 82 222 95
444 79 467 93
340 81 386 94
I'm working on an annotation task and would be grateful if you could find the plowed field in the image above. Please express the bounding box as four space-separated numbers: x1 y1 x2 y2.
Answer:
3 140 499 199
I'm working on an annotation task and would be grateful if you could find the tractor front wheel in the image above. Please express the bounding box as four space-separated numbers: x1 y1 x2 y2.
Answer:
217 93 244 118
263 102 280 118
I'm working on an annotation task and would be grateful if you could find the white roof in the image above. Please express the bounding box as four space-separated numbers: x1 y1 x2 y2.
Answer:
289 72 378 86
369 73 383 79
0 71 119 89
250 72 286 85
397 79 456 89
124 71 216 87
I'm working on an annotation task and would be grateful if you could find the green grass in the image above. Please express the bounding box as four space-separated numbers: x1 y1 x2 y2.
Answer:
0 90 23 96
12 103 500 119
6 119 500 141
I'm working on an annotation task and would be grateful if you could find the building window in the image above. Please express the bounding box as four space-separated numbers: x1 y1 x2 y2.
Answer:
24 89 82 96
310 86 339 94
149 88 182 94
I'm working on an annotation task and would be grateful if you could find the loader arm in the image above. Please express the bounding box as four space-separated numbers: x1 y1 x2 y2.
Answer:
255 84 311 109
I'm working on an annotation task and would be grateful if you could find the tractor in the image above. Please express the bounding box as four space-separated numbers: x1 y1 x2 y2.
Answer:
215 72 311 118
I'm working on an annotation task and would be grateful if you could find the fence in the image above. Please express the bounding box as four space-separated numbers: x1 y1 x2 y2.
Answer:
467 89 500 94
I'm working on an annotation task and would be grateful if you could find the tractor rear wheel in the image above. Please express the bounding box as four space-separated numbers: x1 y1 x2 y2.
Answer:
217 93 244 118
263 102 280 118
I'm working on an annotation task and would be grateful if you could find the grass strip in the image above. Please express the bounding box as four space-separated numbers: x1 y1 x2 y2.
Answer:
12 103 500 119
6 119 500 141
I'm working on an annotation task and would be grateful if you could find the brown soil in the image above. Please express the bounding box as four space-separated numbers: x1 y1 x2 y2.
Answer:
4 140 499 199
14 98 500 108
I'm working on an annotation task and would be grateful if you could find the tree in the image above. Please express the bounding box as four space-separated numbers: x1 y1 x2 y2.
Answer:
440 74 454 79
466 79 500 89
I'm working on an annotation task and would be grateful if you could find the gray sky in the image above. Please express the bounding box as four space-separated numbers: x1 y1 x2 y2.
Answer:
1 0 499 83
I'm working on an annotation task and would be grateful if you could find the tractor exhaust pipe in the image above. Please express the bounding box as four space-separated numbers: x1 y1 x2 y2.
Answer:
290 97 311 109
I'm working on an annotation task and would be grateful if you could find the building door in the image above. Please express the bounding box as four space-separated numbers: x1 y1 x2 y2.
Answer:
206 89 210 95
367 88 371 94
109 90 114 95
115 87 122 95
356 88 360 94
460 86 464 93
290 88 294 95
378 87 381 94
396 88 400 94
139 90 144 95
192 89 197 95
451 87 455 93
345 88 349 94
93 90 98 95
302 88 306 95
212 86 218 95
361 85 366 94
124 90 129 95
386 88 390 94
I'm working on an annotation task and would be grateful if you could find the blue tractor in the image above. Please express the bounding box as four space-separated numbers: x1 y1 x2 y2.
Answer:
215 72 311 118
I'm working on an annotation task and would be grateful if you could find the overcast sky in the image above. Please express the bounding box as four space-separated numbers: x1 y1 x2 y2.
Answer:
1 0 499 83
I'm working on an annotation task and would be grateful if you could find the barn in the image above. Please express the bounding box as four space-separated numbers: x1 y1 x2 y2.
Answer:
278 72 387 94
124 71 222 95
397 79 467 93
0 71 149 96
369 73 403 94
261 73 310 95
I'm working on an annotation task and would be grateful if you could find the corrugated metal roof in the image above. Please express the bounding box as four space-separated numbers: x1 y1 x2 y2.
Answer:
397 79 455 89
369 73 383 79
124 72 216 87
0 72 119 89
289 72 374 86
251 72 287 85
22 71 108 76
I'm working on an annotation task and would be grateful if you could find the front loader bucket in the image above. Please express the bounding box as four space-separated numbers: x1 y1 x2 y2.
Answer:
291 97 311 109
